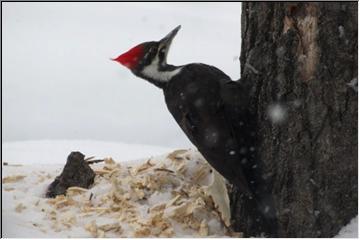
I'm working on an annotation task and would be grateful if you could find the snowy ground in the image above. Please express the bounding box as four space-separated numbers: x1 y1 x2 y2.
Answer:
335 217 358 238
2 140 358 237
2 140 173 165
2 140 233 237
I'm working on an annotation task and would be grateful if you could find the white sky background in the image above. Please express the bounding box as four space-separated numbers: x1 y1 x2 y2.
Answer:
2 2 241 148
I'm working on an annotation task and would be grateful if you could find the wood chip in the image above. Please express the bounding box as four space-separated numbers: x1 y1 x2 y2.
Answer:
133 188 145 200
104 158 116 165
202 170 231 227
154 168 174 173
98 222 122 233
176 162 187 174
199 219 208 236
134 227 151 237
104 163 120 171
47 195 76 209
15 203 26 213
60 212 77 227
85 220 98 237
66 186 88 195
84 207 109 213
167 149 188 161
165 195 181 208
160 227 174 237
193 167 208 183
39 149 229 237
97 229 105 238
3 175 26 183
133 159 155 175
165 202 193 218
149 203 166 213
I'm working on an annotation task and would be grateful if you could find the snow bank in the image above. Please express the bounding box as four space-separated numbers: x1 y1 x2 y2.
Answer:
335 216 358 238
3 145 233 237
2 140 172 165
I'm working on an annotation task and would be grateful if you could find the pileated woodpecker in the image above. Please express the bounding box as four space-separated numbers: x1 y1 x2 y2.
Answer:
112 26 277 236
113 26 276 236
112 25 254 194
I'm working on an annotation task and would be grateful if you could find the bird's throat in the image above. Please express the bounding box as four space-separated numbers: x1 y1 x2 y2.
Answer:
140 60 182 87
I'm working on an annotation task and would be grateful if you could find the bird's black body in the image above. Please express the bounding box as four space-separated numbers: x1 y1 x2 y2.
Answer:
164 63 257 195
114 25 261 198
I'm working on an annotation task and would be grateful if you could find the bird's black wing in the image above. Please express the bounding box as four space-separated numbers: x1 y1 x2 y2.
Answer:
165 64 254 196
219 80 260 194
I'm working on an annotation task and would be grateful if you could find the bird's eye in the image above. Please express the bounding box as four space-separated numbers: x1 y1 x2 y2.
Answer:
159 47 166 60
150 46 157 53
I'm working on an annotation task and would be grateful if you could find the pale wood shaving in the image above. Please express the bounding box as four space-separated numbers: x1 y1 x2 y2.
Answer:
85 221 122 237
160 227 174 237
15 203 26 213
3 175 26 183
133 159 155 175
104 163 121 171
149 203 166 213
47 195 76 209
202 169 231 227
176 162 187 175
84 220 98 237
133 227 151 237
167 149 188 161
66 186 88 195
154 168 174 173
37 149 230 237
60 212 77 228
193 167 209 182
165 194 182 208
165 202 193 218
199 219 208 236
104 157 115 165
98 222 122 233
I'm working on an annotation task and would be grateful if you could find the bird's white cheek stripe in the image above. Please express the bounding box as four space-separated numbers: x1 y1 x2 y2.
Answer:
142 57 182 82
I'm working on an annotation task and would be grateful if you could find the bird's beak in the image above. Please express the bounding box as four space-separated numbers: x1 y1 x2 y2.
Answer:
159 25 181 48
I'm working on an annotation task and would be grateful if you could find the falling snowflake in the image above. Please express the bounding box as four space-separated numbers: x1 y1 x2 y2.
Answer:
346 78 357 92
229 150 236 155
267 103 287 124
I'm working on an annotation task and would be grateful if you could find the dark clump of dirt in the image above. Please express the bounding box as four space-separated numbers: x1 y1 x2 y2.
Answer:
46 151 96 198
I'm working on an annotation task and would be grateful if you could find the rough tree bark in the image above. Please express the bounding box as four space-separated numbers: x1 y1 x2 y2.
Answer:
230 2 357 237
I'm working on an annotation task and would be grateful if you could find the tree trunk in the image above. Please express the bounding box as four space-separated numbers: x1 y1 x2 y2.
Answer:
230 2 357 237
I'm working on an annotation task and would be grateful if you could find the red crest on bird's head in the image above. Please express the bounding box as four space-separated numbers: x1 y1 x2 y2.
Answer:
112 44 144 69
112 25 181 75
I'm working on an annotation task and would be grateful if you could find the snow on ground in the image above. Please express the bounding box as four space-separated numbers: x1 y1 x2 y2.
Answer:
335 216 358 238
2 140 173 165
2 140 358 238
2 140 234 237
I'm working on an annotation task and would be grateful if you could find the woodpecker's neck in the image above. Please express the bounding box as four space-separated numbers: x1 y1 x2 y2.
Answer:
137 59 182 89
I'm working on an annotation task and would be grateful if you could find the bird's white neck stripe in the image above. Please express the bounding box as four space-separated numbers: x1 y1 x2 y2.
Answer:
142 57 182 82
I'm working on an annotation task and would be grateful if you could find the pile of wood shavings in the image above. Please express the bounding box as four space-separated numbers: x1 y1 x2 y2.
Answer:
19 149 234 237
